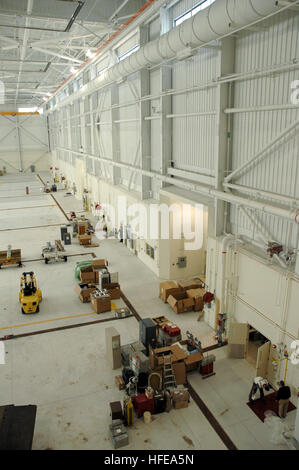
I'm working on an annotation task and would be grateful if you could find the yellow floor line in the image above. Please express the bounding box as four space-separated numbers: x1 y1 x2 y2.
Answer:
0 311 98 330
111 302 117 311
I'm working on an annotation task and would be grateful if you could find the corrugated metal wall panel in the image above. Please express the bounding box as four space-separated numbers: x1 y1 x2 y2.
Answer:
230 11 299 248
172 47 218 172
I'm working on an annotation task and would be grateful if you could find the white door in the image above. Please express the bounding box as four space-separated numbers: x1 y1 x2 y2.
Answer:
256 341 271 378
227 322 248 358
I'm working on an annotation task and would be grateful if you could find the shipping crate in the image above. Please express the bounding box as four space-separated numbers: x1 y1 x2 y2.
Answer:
90 293 111 313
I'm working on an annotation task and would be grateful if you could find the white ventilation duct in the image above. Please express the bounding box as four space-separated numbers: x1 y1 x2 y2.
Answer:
47 0 280 112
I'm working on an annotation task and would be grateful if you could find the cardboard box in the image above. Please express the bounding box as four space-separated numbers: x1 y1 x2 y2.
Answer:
173 400 188 409
79 269 100 284
92 259 108 269
172 389 189 402
186 288 205 311
149 344 187 370
172 362 186 385
75 283 97 303
177 278 204 291
184 351 204 372
78 234 92 245
90 293 111 313
159 281 179 303
105 282 121 300
80 271 96 283
167 292 195 314
152 316 169 327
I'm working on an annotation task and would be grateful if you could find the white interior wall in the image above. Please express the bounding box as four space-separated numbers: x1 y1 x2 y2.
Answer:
205 236 299 391
0 110 50 173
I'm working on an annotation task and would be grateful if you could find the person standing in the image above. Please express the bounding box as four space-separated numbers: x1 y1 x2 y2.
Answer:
276 380 291 419
249 376 272 403
118 223 123 243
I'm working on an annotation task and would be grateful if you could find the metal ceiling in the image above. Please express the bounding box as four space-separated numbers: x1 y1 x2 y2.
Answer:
0 0 145 106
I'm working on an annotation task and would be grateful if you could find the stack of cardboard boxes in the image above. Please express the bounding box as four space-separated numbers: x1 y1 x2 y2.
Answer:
74 283 97 303
159 278 205 314
149 344 187 385
76 259 121 303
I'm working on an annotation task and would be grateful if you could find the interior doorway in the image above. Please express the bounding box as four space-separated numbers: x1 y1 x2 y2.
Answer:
227 322 272 379
246 326 269 367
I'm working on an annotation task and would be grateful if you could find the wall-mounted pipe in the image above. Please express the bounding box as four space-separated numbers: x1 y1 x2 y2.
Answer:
55 145 299 224
46 0 282 114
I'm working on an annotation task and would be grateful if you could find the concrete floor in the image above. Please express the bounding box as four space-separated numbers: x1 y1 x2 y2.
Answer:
0 173 296 450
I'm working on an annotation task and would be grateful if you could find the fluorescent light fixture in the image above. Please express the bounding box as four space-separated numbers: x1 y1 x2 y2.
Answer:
18 107 37 113
70 66 77 74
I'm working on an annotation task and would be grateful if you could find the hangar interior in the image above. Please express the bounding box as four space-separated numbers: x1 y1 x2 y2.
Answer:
0 0 299 451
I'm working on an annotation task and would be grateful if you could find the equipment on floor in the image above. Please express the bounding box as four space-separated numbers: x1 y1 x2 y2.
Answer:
186 331 202 353
115 307 130 319
63 232 71 245
158 323 182 346
133 392 155 418
60 226 68 241
139 318 157 354
41 242 68 264
130 351 150 376
126 376 138 397
74 260 93 281
122 367 135 385
153 390 166 414
19 272 42 314
0 246 22 269
215 313 227 345
72 215 93 238
110 401 123 421
109 419 129 449
162 354 177 389
0 404 37 450
200 354 216 379
123 397 134 426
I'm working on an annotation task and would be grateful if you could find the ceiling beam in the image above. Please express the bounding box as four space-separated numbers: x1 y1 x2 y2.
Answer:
30 46 83 64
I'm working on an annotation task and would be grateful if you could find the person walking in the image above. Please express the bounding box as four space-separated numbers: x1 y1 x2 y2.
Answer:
276 380 291 419
249 376 272 404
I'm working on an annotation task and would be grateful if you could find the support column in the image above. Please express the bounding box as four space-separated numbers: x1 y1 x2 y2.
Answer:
140 68 151 199
111 85 121 185
159 6 172 190
90 94 95 175
214 37 235 236
16 116 23 172
139 25 151 199
160 65 172 188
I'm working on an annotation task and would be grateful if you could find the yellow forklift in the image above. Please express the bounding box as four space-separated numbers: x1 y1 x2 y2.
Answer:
19 272 42 314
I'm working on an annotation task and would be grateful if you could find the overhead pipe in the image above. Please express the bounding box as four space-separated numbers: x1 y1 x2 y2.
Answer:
46 0 283 113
